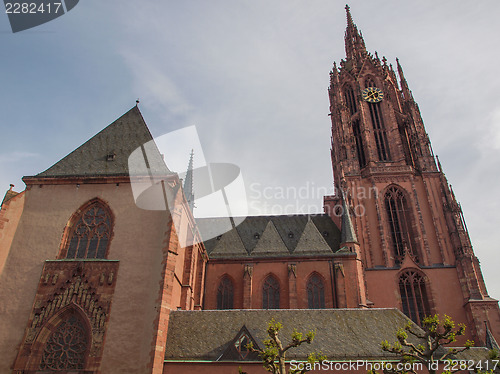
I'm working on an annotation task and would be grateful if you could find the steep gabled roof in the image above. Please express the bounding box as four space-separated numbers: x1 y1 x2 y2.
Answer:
250 220 289 257
209 224 249 258
36 106 171 178
198 214 340 259
293 218 333 255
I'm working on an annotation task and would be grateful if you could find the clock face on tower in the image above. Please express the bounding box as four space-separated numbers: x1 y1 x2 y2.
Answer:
361 87 384 103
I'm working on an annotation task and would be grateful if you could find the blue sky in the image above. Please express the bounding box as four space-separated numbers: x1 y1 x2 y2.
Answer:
1 1 500 298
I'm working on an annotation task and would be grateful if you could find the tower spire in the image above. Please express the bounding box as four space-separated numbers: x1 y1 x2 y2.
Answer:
183 149 195 213
344 4 367 62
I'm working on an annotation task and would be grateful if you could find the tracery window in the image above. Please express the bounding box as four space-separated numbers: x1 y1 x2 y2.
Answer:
262 275 280 309
66 201 112 259
384 186 417 264
307 273 325 309
399 270 431 325
217 276 234 310
39 314 88 371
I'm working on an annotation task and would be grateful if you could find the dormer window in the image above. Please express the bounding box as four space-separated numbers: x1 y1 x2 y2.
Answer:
106 152 116 161
234 333 250 360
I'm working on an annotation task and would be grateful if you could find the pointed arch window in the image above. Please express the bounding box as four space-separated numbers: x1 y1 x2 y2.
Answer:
343 85 366 169
344 85 358 115
352 119 366 168
384 186 418 264
39 313 89 371
262 275 280 309
217 276 234 310
307 274 325 309
66 201 112 259
399 270 431 325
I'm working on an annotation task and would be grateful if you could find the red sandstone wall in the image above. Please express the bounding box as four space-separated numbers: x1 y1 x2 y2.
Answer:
365 267 472 341
0 182 178 374
204 259 335 310
0 191 25 275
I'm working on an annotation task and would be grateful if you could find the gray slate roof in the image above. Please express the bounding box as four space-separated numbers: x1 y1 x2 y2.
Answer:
36 106 171 178
197 215 341 259
165 308 412 361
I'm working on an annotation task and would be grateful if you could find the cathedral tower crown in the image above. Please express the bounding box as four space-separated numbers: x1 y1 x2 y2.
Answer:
344 5 367 63
325 5 499 346
329 5 437 179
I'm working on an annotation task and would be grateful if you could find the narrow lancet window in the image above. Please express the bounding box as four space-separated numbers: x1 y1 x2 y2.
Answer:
307 274 325 309
368 102 391 161
352 119 366 168
344 85 358 115
262 275 280 309
217 276 234 310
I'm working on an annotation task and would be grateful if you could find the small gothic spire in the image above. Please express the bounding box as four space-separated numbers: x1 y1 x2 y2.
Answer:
396 58 412 99
485 321 500 351
344 4 367 62
345 4 354 28
436 155 442 172
183 149 195 213
340 188 358 244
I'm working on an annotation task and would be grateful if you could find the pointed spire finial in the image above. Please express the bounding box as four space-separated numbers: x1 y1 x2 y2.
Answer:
136 99 140 106
183 149 195 213
344 4 367 62
396 58 412 100
345 4 353 25
396 58 407 84
436 155 442 172
340 187 358 245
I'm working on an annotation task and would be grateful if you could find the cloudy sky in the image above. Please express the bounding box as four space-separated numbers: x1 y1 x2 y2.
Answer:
1 1 500 298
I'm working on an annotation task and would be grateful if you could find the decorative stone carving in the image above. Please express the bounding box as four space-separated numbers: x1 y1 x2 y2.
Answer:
13 260 119 372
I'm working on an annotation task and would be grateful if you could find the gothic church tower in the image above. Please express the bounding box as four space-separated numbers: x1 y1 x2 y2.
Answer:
325 5 500 344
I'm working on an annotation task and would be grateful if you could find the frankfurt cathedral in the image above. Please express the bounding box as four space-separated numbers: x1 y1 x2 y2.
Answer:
0 5 498 374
